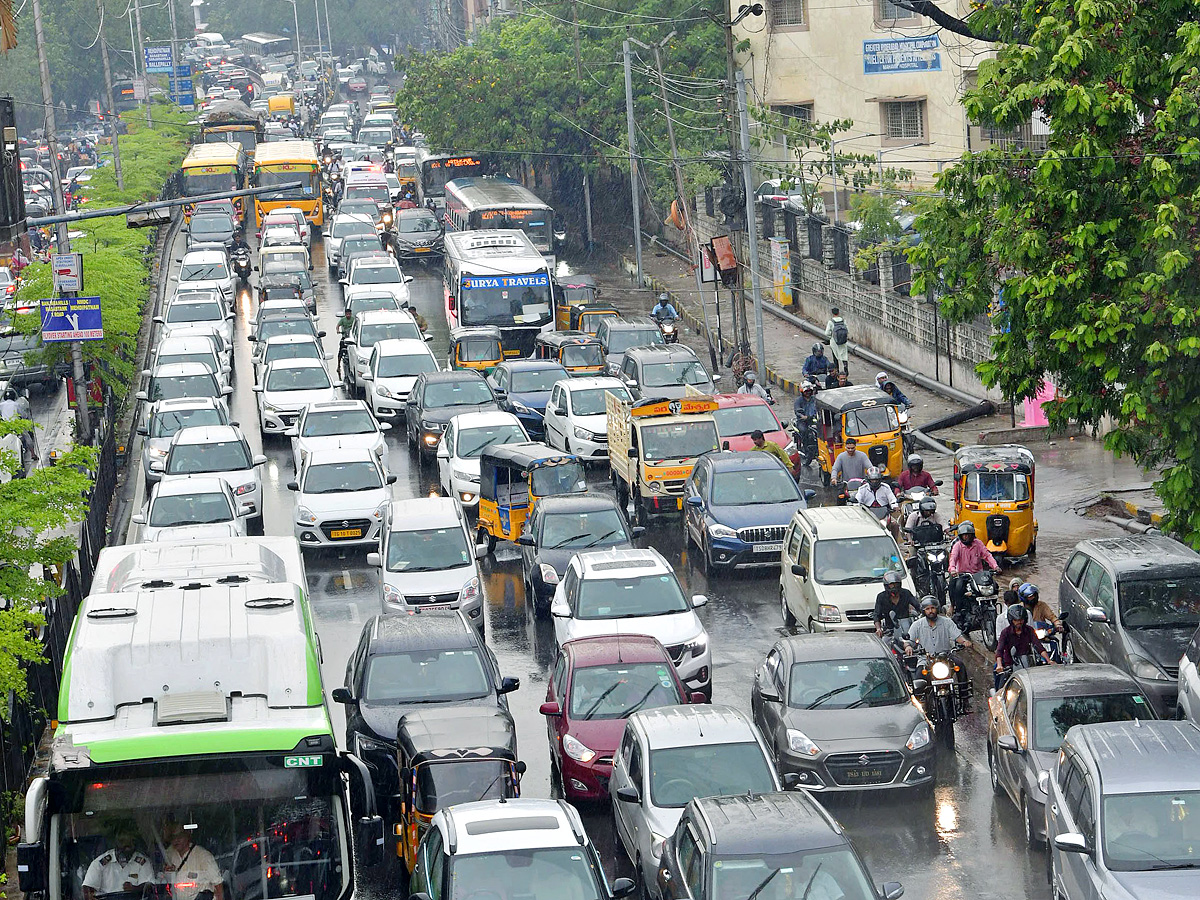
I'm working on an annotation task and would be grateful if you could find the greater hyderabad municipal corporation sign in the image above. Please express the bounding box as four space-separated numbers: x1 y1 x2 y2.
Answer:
40 295 104 342
863 36 942 74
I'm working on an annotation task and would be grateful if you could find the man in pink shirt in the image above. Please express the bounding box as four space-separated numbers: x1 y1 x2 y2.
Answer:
948 521 999 616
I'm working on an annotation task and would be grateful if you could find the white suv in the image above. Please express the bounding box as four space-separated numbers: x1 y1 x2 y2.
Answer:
551 548 712 699
779 506 917 632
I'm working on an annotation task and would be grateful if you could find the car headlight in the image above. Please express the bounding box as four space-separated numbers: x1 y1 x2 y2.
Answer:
906 721 931 751
1129 655 1171 681
561 733 595 763
930 660 953 681
235 482 256 496
1037 769 1051 795
383 582 404 606
376 385 395 398
354 732 395 758
817 604 842 623
262 400 282 414
786 728 820 756
707 522 737 539
512 401 533 416
783 440 797 456
538 563 560 585
147 446 168 459
422 420 442 432
684 635 707 658
574 426 595 441
297 505 317 525
373 501 388 520
452 468 479 484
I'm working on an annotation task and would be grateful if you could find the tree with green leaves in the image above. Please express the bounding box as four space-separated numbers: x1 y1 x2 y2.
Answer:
909 0 1200 544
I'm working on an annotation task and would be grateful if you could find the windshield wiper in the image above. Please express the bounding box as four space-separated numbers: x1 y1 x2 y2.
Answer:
799 863 825 900
548 531 592 549
581 681 623 720
621 684 660 718
576 528 623 549
806 683 860 710
744 867 782 900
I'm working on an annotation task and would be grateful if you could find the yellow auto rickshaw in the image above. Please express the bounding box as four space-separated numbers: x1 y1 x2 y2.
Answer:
554 274 599 331
815 385 903 487
953 444 1037 559
569 303 621 336
533 331 606 376
448 325 503 374
396 707 523 869
476 442 587 552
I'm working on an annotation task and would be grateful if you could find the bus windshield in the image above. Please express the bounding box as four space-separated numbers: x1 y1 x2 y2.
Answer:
183 166 238 196
256 165 318 198
54 764 348 900
459 277 552 328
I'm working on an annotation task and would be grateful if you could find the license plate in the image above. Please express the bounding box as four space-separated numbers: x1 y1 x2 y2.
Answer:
413 247 430 252
756 542 783 553
330 528 363 539
842 768 885 782
420 603 451 610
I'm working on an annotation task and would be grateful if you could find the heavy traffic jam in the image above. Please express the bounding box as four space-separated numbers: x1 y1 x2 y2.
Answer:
16 32 1200 900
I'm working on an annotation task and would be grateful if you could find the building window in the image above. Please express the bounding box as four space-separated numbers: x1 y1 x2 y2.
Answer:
770 0 807 28
876 0 918 21
774 103 813 125
883 100 925 142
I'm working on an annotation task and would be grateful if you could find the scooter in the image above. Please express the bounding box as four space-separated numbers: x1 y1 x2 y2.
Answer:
898 482 943 522
231 247 252 283
1035 611 1071 663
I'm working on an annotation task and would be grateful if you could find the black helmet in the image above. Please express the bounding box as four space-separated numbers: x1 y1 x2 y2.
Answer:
812 343 824 356
866 465 883 485
1018 583 1040 605
918 497 937 516
957 522 976 538
883 571 903 589
907 453 924 472
1007 604 1029 625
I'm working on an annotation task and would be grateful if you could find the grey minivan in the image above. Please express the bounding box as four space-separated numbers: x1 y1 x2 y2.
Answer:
595 317 664 375
1046 720 1200 899
1058 535 1200 717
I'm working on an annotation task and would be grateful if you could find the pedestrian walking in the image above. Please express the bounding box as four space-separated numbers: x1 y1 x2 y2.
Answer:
825 307 850 374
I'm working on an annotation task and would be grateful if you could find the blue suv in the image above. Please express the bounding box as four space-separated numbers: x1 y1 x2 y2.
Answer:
486 359 569 440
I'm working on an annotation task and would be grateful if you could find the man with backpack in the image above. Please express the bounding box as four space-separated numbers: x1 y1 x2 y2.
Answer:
825 307 850 374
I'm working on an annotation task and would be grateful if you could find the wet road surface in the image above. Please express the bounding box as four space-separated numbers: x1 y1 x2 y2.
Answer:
128 224 1148 900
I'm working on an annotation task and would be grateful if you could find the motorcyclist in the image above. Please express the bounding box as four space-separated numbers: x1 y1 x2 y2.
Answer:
904 496 945 534
802 343 833 380
910 595 973 709
875 372 913 408
738 370 771 402
855 466 900 537
230 230 251 256
873 572 920 650
897 454 938 494
994 604 1056 689
793 381 817 422
947 521 999 616
830 437 870 485
651 292 678 320
1018 582 1060 633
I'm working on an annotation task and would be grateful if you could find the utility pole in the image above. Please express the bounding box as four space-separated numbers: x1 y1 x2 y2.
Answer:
736 70 766 386
167 0 180 77
95 0 125 190
622 38 643 283
313 0 324 61
572 0 593 252
133 0 152 126
32 0 91 442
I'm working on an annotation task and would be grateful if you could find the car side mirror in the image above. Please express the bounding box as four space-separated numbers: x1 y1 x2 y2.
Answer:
149 460 165 473
404 275 414 283
318 330 327 337
238 503 254 517
803 489 817 502
499 676 520 694
685 495 703 508
424 333 433 342
379 422 392 431
539 701 562 717
135 391 149 401
782 772 802 789
615 785 640 804
331 687 354 704
153 315 165 324
1085 607 1109 624
283 426 298 437
366 551 382 568
631 526 646 538
757 685 781 703
881 883 905 900
689 691 707 705
551 598 570 618
612 878 636 899
286 481 299 491
791 563 808 579
934 479 944 486
136 424 148 436
1053 833 1091 855
252 454 267 466
997 734 1022 754
221 386 233 396
516 535 534 546
627 446 638 458
410 893 433 900
474 544 489 560
131 512 146 525
691 594 708 608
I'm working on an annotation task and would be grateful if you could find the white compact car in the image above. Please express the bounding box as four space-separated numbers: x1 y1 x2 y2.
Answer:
132 475 250 542
289 447 395 550
177 248 234 301
152 425 267 532
435 411 528 507
343 255 413 306
345 308 426 394
551 547 712 699
543 376 631 460
364 337 440 421
254 357 341 436
150 334 231 390
157 290 233 347
138 396 231 487
287 399 390 473
367 497 486 631
253 334 328 383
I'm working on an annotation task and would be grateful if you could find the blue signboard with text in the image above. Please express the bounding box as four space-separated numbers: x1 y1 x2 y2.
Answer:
144 46 174 73
40 295 104 342
863 36 941 74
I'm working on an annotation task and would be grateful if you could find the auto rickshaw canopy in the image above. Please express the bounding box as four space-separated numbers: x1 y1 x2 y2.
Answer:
814 385 901 436
449 325 504 366
480 441 587 502
954 444 1036 502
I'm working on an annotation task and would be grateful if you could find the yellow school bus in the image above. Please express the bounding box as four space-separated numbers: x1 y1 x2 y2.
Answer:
251 139 324 228
180 143 247 224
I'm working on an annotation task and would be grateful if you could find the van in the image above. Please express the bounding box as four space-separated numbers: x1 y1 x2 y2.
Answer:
594 317 665 375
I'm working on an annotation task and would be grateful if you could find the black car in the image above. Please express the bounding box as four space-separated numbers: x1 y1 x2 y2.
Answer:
517 494 643 615
186 212 236 251
657 792 901 900
332 611 520 823
391 208 444 261
404 370 498 460
987 663 1156 847
751 633 935 793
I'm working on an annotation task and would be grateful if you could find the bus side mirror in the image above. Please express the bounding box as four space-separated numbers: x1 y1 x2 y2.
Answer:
17 841 46 893
356 814 384 868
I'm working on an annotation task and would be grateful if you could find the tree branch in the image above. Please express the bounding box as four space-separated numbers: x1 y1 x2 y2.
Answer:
889 1 1005 43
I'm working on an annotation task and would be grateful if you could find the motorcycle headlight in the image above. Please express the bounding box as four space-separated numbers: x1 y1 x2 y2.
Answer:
538 563 560 585
1129 655 1171 681
786 728 820 756
930 660 953 681
562 733 596 763
707 522 737 539
906 721 931 751
931 551 947 562
574 426 595 441
297 506 317 525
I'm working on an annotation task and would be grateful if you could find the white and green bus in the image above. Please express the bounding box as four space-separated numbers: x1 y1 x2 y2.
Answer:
18 577 384 900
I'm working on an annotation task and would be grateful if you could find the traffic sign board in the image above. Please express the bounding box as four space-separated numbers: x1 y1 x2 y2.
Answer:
51 253 83 292
144 46 174 73
40 296 104 342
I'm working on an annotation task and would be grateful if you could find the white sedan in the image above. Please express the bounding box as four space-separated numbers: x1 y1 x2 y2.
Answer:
289 447 395 550
287 399 391 473
343 255 413 307
254 357 341 437
131 475 251 542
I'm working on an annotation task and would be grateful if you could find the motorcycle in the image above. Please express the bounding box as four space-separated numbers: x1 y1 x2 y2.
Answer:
652 312 679 343
953 569 1001 651
231 247 252 283
897 407 916 458
836 476 866 506
905 522 950 608
914 651 967 749
898 482 942 522
791 416 819 469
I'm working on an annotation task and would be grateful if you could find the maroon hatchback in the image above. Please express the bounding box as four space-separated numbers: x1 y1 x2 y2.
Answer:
541 634 704 801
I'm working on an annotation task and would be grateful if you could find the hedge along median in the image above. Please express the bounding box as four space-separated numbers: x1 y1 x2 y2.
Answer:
16 104 196 414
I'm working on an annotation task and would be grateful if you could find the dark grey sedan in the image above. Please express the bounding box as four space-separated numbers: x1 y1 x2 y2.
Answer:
750 632 935 793
986 663 1156 847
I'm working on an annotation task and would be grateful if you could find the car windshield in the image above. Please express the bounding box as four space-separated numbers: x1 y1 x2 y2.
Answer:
788 658 907 710
510 368 566 393
166 300 223 323
571 386 629 417
641 360 710 388
568 662 682 720
1119 577 1200 629
363 649 489 703
530 462 587 497
561 344 604 367
607 328 662 355
338 202 380 220
345 185 390 206
301 409 376 437
377 351 437 379
149 372 219 401
332 219 376 239
352 265 401 285
710 849 878 900
264 341 322 367
1102 791 1200 871
259 318 318 341
639 421 720 462
541 508 626 550
190 216 232 235
843 405 899 437
359 129 391 145
575 572 688 619
360 321 420 347
424 380 493 408
964 471 1030 502
158 351 218 373
167 439 251 474
303 460 382 493
150 407 224 438
813 535 904 585
414 759 510 813
385 525 471 572
398 213 439 233
648 742 775 808
1031 693 1152 752
342 238 383 259
711 468 800 505
457 423 527 459
713 404 780 437
149 491 234 527
266 366 331 391
449 848 605 900
349 294 399 315
179 261 229 281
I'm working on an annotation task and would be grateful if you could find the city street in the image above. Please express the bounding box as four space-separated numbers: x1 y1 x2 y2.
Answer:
116 222 1150 900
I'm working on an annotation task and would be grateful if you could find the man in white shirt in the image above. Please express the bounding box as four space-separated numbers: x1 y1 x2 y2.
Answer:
160 822 223 900
82 829 155 900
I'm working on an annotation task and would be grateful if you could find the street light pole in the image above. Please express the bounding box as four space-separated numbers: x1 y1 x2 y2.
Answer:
736 71 767 386
622 38 643 284
827 133 880 225
312 0 323 60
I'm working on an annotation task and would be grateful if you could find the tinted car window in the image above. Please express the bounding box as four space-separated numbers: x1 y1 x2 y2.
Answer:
1032 694 1152 751
1065 552 1089 586
1119 577 1200 629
